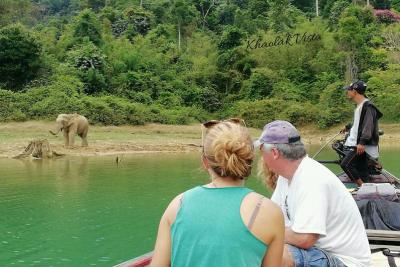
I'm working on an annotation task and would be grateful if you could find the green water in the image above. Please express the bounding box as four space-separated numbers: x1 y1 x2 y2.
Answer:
0 148 399 267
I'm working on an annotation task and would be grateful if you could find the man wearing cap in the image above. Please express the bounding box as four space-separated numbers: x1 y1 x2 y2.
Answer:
255 120 371 267
341 80 383 187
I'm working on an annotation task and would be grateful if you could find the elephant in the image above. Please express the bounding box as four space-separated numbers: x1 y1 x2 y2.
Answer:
49 114 89 147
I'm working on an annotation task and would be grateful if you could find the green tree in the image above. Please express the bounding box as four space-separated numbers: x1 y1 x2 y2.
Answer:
171 0 198 51
38 0 71 14
267 0 298 31
86 0 106 10
214 4 237 27
67 41 107 94
193 0 221 29
123 7 154 36
73 9 103 46
0 0 40 27
335 6 377 80
327 0 350 29
0 24 42 90
242 68 278 99
218 26 244 50
393 0 400 11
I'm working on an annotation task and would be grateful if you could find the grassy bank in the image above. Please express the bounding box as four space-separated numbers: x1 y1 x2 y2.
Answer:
1 121 399 158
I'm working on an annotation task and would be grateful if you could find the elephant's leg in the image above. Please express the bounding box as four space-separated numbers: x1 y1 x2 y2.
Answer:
80 129 88 147
63 131 69 147
69 132 75 147
81 136 88 147
68 124 78 147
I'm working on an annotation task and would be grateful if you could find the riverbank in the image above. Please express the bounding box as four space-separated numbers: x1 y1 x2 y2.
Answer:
1 121 399 158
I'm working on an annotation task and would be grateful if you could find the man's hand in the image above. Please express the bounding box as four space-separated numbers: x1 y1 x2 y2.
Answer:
357 144 365 155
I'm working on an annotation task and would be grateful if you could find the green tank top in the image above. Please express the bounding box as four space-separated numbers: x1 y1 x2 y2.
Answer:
171 186 267 267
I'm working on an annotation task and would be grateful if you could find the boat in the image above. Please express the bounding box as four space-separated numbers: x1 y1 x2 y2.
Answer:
115 134 400 267
317 136 400 189
317 134 400 267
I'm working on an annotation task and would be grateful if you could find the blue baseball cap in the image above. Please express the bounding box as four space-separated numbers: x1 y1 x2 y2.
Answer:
254 120 301 148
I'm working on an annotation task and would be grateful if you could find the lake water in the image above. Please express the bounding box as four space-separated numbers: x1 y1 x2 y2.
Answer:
0 147 399 266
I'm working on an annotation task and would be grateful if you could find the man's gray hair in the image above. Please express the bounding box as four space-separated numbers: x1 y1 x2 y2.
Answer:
274 141 306 160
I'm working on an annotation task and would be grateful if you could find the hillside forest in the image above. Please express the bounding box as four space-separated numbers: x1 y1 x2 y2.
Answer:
0 0 400 128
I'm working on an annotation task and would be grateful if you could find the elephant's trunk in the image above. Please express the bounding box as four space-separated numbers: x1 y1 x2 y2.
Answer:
49 125 62 135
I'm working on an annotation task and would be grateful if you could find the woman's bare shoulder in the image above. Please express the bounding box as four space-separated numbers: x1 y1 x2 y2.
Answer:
163 193 184 225
250 192 283 222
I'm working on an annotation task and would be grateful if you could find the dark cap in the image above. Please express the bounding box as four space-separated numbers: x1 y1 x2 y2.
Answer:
343 80 367 95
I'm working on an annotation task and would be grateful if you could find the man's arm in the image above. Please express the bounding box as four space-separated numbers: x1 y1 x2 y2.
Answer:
359 105 376 145
287 179 328 249
285 227 319 249
357 105 377 154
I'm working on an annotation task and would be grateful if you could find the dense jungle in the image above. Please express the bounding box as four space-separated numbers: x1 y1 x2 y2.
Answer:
0 0 399 128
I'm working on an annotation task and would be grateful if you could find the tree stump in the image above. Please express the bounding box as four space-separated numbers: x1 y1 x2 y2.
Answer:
13 139 64 159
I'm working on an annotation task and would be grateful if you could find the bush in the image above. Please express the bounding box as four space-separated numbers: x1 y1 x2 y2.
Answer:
241 68 278 100
21 75 84 119
279 103 319 125
317 109 345 128
271 81 307 101
373 9 400 24
29 92 82 119
0 89 27 121
374 92 400 122
149 105 206 124
227 99 288 128
365 64 400 122
80 96 148 125
316 82 353 128
156 91 182 108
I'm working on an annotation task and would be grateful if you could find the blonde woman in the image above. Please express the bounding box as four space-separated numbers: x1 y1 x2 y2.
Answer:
150 119 284 267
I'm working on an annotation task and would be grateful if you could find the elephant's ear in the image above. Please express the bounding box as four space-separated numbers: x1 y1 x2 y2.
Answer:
60 114 74 127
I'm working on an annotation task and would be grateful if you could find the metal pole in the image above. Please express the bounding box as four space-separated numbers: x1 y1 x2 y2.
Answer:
312 132 341 159
316 0 319 16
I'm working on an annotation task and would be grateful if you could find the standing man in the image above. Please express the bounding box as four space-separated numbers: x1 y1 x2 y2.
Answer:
341 80 383 186
255 120 371 267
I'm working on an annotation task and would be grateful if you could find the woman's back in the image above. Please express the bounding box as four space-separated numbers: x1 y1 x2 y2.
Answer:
171 186 267 267
150 120 284 267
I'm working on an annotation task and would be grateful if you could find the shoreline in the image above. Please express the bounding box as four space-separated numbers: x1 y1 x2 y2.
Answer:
1 121 399 158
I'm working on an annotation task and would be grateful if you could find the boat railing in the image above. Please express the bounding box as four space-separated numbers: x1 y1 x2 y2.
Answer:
114 230 400 267
113 251 153 267
367 229 400 267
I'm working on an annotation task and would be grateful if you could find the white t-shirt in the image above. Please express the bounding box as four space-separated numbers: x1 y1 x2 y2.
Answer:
271 156 372 267
345 99 379 158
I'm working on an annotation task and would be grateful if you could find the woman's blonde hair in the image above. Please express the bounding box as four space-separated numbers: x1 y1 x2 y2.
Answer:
202 121 254 180
257 157 278 190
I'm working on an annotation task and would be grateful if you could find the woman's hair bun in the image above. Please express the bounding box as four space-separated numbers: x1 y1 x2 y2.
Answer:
203 122 254 179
